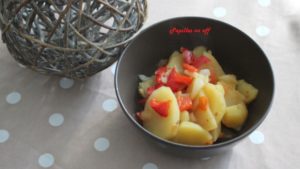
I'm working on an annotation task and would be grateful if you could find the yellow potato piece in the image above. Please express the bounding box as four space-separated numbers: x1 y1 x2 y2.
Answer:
193 46 207 56
202 51 225 77
203 83 226 123
174 121 213 145
189 112 197 122
218 81 245 106
180 111 190 122
225 88 245 106
138 77 154 98
210 123 222 142
222 103 248 130
141 86 180 139
237 80 258 103
187 75 205 100
218 74 237 88
194 105 218 131
167 51 184 73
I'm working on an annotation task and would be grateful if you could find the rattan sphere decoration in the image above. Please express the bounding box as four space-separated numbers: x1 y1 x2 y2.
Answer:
0 0 147 79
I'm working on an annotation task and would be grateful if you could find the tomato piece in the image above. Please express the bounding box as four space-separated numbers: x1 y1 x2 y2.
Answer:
155 66 167 84
182 63 198 72
198 96 209 111
166 68 193 92
176 94 193 112
149 99 170 117
192 55 210 68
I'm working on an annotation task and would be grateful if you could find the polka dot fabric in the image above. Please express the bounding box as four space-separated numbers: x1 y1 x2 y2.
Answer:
0 0 299 169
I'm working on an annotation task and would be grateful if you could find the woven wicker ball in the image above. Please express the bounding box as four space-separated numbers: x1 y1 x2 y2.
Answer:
0 0 147 79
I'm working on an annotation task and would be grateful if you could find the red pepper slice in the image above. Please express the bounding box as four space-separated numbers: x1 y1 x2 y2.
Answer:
155 66 167 84
150 99 170 117
191 55 210 68
176 94 193 112
166 68 193 92
182 63 198 72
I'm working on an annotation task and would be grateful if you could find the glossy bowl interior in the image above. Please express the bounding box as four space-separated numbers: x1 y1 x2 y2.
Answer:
115 17 274 156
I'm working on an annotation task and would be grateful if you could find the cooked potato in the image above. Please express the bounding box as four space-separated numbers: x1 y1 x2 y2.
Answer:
237 80 258 103
222 103 248 130
193 46 207 56
218 81 245 106
194 105 218 131
186 75 205 100
202 51 225 78
218 74 237 88
210 123 221 142
138 77 154 98
141 86 180 139
203 83 226 123
173 121 213 145
167 51 184 73
189 113 197 122
225 88 245 106
180 111 190 122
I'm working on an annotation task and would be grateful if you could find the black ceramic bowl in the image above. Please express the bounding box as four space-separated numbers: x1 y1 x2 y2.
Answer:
115 17 274 157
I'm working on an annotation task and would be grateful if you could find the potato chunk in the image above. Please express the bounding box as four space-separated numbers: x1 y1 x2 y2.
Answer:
210 123 222 142
138 77 154 98
193 46 207 56
222 103 248 130
180 111 190 122
202 51 225 77
194 106 218 131
203 83 226 123
186 75 205 100
218 74 237 88
174 121 213 145
167 51 184 73
237 80 258 103
141 86 180 139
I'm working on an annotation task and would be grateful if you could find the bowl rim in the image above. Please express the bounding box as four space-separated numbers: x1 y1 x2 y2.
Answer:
114 16 275 149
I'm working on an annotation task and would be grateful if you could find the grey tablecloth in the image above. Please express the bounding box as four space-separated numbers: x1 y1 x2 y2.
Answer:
1 0 300 169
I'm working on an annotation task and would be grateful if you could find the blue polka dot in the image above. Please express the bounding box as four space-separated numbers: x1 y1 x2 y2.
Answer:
258 0 271 7
256 26 270 37
0 130 10 143
59 78 74 89
102 99 118 112
38 153 55 168
94 137 110 152
6 91 22 104
213 7 227 18
48 113 64 127
249 130 265 144
143 163 158 169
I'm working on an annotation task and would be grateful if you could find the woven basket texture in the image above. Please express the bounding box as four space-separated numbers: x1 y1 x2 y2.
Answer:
0 0 147 79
